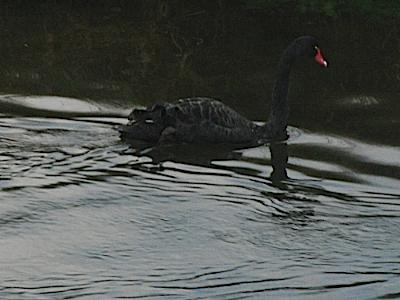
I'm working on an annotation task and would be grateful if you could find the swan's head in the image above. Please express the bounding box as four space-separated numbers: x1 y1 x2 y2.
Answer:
292 36 328 67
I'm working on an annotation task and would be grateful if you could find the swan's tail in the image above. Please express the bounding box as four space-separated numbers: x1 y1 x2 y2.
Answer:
119 104 168 142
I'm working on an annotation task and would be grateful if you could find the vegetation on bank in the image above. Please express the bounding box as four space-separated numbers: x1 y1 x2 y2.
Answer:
242 0 400 19
0 0 399 109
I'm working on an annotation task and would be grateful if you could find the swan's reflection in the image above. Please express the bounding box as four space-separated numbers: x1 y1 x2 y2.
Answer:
124 141 363 227
125 140 289 183
269 142 288 183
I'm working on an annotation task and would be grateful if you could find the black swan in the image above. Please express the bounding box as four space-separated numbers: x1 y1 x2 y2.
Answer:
120 36 328 146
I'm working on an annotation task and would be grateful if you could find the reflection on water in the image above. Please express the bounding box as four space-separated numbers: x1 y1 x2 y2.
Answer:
0 95 399 299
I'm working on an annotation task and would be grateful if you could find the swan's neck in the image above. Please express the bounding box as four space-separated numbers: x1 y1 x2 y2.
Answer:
268 48 294 137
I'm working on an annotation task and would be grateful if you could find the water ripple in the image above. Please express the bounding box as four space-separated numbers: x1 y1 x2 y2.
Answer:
0 106 399 299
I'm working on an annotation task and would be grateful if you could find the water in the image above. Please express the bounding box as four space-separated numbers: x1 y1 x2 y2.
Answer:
0 95 399 299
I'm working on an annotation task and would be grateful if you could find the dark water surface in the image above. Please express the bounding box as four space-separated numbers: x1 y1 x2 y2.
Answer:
0 94 399 299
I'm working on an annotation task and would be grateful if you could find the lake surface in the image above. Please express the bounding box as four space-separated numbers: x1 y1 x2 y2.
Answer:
0 94 399 299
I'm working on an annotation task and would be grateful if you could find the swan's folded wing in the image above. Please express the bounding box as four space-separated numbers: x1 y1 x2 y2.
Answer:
121 97 257 144
166 98 257 143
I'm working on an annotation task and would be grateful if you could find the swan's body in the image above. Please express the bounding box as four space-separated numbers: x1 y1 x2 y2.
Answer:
120 36 327 146
121 97 276 146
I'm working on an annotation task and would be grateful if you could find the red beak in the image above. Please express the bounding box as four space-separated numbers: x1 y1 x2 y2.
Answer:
315 47 328 67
